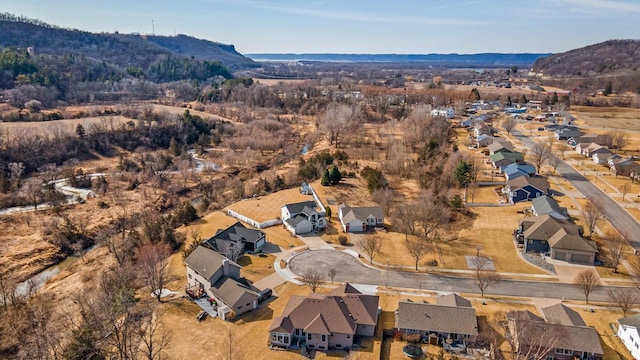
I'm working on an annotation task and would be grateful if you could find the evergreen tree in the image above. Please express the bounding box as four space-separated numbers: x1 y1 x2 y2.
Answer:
604 82 613 96
321 169 331 186
329 165 342 185
168 137 181 156
454 160 472 187
551 92 559 105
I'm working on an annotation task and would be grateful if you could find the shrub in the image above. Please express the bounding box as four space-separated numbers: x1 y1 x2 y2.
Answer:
338 235 349 245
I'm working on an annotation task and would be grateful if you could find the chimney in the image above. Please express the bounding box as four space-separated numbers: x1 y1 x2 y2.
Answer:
222 258 230 277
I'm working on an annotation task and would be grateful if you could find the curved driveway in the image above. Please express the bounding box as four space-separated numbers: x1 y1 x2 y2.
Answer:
513 130 640 250
289 250 628 302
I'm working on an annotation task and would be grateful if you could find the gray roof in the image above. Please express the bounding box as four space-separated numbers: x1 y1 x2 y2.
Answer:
531 196 568 219
618 313 640 329
542 304 587 327
184 246 226 280
396 298 478 336
340 205 384 223
436 293 472 308
210 276 258 309
507 176 550 194
521 215 595 254
212 222 264 244
283 201 317 215
488 141 514 153
285 215 310 227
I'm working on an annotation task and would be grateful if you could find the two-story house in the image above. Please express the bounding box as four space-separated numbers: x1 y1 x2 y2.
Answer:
281 200 327 234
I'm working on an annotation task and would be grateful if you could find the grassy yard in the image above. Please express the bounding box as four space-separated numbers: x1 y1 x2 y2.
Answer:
226 187 315 222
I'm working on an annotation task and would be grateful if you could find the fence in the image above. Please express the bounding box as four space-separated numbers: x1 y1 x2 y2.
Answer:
226 209 282 229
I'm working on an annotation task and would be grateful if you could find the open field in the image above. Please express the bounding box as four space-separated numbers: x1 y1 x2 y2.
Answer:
572 106 640 132
0 115 136 137
226 187 316 222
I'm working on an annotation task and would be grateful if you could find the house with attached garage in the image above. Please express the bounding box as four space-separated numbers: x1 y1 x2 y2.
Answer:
487 141 514 156
269 283 379 351
185 246 260 320
490 152 525 172
205 222 266 257
395 293 478 352
475 134 494 148
617 313 640 359
507 304 603 360
503 162 537 181
281 200 326 234
514 215 596 263
338 205 384 232
504 176 550 203
531 195 569 220
591 146 613 165
609 156 639 177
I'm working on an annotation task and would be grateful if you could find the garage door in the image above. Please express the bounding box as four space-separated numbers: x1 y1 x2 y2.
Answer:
571 254 591 263
554 252 566 260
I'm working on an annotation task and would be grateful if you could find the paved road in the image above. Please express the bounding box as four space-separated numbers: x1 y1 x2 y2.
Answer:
513 130 640 250
289 250 628 302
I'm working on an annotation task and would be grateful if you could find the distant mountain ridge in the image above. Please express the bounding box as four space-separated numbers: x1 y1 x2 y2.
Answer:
247 53 550 66
0 13 257 71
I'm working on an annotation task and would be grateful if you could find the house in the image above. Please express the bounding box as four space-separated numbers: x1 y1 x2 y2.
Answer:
338 205 384 232
531 196 569 220
430 107 455 119
487 141 514 155
555 127 581 140
581 143 610 158
575 135 611 153
503 163 537 181
490 152 525 171
507 304 603 360
617 313 640 359
474 124 497 138
395 294 478 351
475 134 494 148
504 176 550 203
515 215 596 263
269 283 379 351
609 156 639 177
591 147 613 165
300 182 312 195
205 222 267 256
281 201 327 234
185 246 260 320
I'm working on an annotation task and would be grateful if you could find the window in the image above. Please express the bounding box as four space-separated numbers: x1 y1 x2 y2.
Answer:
295 329 300 336
188 274 192 279
346 334 351 339
555 348 572 355
321 335 326 342
528 239 533 244
246 303 251 307
238 305 243 309
307 333 312 341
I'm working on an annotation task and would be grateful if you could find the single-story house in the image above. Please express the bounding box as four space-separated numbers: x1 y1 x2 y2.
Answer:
338 205 384 232
205 222 266 256
591 147 613 165
474 124 497 138
555 127 581 140
185 246 260 320
617 313 640 360
504 176 550 203
476 134 494 148
507 304 602 360
531 195 569 220
395 293 478 351
487 141 514 155
430 107 455 119
574 134 611 153
269 283 379 351
491 152 525 171
515 215 596 263
609 156 639 177
503 163 537 181
281 201 327 234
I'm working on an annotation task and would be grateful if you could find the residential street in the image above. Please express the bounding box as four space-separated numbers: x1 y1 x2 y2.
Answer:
512 129 640 250
288 250 628 302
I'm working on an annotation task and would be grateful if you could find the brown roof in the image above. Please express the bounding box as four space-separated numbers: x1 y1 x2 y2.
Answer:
272 284 379 336
436 293 472 308
269 316 294 333
508 176 550 193
521 215 594 253
488 141 514 153
541 304 587 327
339 205 384 223
396 298 478 336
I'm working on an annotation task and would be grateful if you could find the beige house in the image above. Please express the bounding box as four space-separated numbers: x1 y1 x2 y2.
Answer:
269 283 379 351
185 246 259 320
338 205 384 232
395 294 478 351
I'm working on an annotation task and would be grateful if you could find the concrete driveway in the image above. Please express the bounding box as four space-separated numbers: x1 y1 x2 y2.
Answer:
297 233 334 250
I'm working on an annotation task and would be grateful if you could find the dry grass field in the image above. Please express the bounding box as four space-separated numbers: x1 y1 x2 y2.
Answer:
572 106 640 132
226 187 316 223
0 116 136 137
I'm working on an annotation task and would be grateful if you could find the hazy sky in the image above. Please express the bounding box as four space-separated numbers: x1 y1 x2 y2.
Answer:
3 0 639 54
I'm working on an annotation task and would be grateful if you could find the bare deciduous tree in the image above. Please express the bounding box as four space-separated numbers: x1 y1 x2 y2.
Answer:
302 269 322 293
581 198 605 237
137 242 172 302
529 142 552 173
372 188 396 217
415 193 450 242
467 182 479 203
611 129 628 150
358 235 382 264
506 311 565 360
468 155 483 183
574 269 601 304
405 239 429 271
548 153 561 174
501 116 517 135
608 288 639 316
472 256 499 297
139 308 172 360
392 204 418 241
319 103 360 149
602 230 627 273
620 183 631 202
